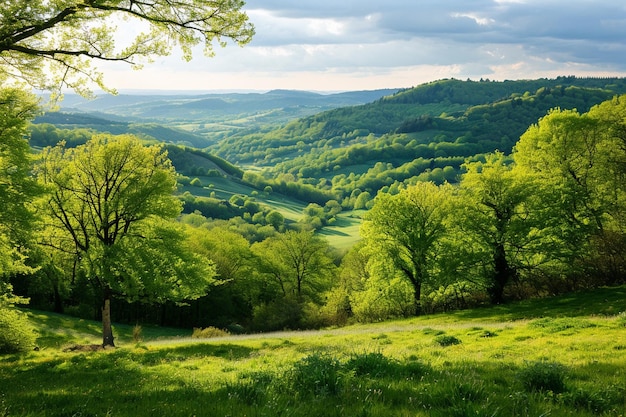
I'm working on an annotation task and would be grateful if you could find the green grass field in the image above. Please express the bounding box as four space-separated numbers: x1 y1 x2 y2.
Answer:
1 287 625 416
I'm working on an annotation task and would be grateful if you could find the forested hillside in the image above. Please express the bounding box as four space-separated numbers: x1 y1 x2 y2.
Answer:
211 77 626 209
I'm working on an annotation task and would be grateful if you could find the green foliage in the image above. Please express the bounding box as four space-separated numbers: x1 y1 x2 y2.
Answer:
518 360 568 393
0 87 40 277
434 334 462 347
361 182 454 311
288 353 343 397
191 326 230 339
252 230 336 305
36 134 215 345
0 0 254 95
0 307 36 353
344 351 399 377
350 275 416 322
251 298 303 331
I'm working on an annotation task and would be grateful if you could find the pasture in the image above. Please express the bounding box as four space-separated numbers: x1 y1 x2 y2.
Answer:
1 286 625 416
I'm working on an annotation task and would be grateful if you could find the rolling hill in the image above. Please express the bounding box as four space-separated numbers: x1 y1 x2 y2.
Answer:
31 77 626 247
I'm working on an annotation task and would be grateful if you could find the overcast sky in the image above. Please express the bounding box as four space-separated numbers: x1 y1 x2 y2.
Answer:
103 0 626 92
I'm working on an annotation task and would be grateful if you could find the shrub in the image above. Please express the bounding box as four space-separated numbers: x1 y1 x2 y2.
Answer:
132 324 142 342
345 351 398 378
434 334 462 347
191 326 230 339
288 353 343 397
251 298 303 332
0 307 36 353
518 360 567 393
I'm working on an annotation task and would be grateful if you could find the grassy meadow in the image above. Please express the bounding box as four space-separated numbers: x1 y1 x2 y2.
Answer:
1 286 625 416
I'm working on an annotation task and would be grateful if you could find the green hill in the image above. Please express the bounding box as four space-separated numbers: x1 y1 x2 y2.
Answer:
33 112 214 148
210 77 626 204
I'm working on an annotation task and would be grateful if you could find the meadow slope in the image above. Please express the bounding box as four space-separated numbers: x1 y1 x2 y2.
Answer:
1 287 625 416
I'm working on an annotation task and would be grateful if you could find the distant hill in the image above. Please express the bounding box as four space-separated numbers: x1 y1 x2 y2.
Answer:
55 88 399 121
208 77 626 204
33 112 213 148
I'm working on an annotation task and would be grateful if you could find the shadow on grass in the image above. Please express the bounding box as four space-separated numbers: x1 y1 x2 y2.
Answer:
452 285 626 322
133 343 255 365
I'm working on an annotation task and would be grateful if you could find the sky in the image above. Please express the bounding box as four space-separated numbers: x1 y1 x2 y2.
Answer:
102 0 626 92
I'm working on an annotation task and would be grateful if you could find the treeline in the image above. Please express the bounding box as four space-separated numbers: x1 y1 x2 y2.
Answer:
164 144 244 178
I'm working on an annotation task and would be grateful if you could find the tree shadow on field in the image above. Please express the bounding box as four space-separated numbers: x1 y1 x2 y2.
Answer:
134 343 255 365
452 286 626 322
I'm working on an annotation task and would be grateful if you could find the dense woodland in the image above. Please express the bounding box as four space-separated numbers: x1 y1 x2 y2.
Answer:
2 77 626 350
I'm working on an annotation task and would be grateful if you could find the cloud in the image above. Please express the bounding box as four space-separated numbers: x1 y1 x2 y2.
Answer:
100 0 626 91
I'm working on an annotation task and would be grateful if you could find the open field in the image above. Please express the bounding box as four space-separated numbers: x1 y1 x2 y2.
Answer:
2 286 625 416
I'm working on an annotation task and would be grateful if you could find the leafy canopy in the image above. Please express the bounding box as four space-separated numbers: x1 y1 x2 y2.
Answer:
0 88 40 277
0 0 254 95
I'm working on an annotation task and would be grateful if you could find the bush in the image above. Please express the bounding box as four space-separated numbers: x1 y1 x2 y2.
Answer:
191 326 230 339
0 307 36 353
434 334 462 347
288 353 343 397
345 351 398 378
518 360 567 393
251 298 303 332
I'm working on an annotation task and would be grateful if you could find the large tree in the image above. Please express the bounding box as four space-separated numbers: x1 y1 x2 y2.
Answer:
361 181 453 313
0 0 254 94
456 153 540 303
36 134 215 346
0 88 40 278
514 102 626 284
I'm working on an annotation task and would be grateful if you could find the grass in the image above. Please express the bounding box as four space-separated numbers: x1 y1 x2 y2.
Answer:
2 287 625 416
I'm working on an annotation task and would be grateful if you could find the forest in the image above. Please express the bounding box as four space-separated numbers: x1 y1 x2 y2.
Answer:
1 76 625 354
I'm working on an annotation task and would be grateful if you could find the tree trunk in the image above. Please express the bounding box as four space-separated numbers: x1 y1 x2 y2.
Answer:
52 279 64 314
102 293 115 347
413 283 422 316
490 244 510 305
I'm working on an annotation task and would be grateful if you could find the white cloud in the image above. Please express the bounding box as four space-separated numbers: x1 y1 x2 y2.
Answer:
96 0 626 92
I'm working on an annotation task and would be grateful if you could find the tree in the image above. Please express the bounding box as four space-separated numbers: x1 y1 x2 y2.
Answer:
265 210 285 231
361 182 453 313
456 153 539 303
0 0 254 95
0 88 40 278
252 230 336 303
514 102 626 284
36 134 215 346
